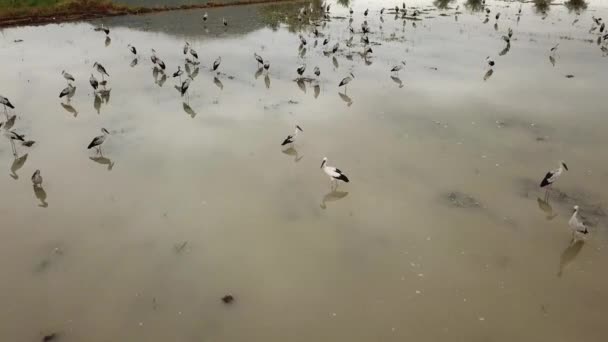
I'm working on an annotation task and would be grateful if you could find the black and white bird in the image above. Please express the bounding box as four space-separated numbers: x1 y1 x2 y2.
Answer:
363 46 373 55
0 95 15 110
203 12 208 21
156 58 166 71
180 77 191 96
321 157 350 188
502 35 511 44
299 34 307 46
264 62 270 71
362 35 370 45
323 37 330 46
151 49 158 64
313 66 320 77
183 42 190 55
331 42 339 54
254 52 264 66
213 57 221 71
297 64 306 76
391 61 406 73
569 205 589 242
364 8 369 16
540 161 568 190
89 74 99 91
339 73 354 89
59 84 75 99
62 70 75 83
281 125 303 146
173 66 183 78
93 62 109 79
223 18 228 26
495 12 501 20
31 169 42 187
94 25 109 35
87 128 110 153
486 56 495 67
128 44 137 55
508 27 513 38
349 7 354 15
190 47 199 60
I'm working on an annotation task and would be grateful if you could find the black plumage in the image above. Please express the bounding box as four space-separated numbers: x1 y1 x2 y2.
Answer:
281 135 294 146
540 172 554 187
88 136 104 149
335 173 350 183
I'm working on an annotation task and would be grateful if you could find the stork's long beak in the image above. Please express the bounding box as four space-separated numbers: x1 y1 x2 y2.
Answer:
296 125 303 132
320 160 325 168
562 163 569 171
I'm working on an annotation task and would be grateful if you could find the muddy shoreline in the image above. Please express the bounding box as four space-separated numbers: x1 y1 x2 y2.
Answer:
0 0 298 29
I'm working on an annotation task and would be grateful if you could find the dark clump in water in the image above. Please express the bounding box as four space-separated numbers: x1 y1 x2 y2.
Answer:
42 333 58 341
445 192 481 208
222 294 235 304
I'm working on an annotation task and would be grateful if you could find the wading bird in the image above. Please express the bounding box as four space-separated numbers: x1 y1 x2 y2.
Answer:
128 44 137 55
203 12 208 22
93 62 109 80
314 66 320 77
297 64 306 76
0 95 15 113
62 70 75 83
568 205 589 243
391 61 406 73
223 18 228 26
321 157 350 189
87 128 110 154
281 125 303 146
213 57 222 71
94 25 109 35
339 73 354 93
31 169 42 187
254 53 264 66
59 84 75 100
173 66 183 78
540 161 568 198
89 74 99 91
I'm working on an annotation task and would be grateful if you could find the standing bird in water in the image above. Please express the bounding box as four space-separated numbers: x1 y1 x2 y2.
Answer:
180 77 192 97
213 57 222 71
183 42 190 55
89 74 99 91
203 12 208 22
128 44 137 55
223 18 228 26
93 62 109 80
569 205 589 243
339 72 354 92
94 25 110 35
254 53 264 67
321 157 350 189
62 70 75 84
540 161 568 198
31 169 42 187
391 61 406 73
297 64 306 76
173 66 183 79
0 95 15 116
59 84 75 100
281 125 303 146
87 128 110 154
313 66 320 78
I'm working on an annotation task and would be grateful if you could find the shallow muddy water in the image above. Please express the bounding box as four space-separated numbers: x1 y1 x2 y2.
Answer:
1 0 608 341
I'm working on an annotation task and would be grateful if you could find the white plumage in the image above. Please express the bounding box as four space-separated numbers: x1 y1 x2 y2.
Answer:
321 157 350 188
62 70 75 83
568 205 589 242
540 161 568 188
297 64 306 76
88 128 110 152
32 169 43 187
339 73 355 87
213 57 222 71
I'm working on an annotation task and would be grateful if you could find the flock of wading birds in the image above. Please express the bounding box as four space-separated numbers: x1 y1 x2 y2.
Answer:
1 2 606 245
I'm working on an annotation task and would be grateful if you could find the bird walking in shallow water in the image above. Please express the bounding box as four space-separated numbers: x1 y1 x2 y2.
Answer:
0 95 14 118
88 128 110 154
391 61 406 73
281 125 303 147
213 57 222 72
540 160 568 199
568 205 589 243
93 62 109 80
321 157 350 189
31 169 42 187
339 73 354 93
297 64 306 76
62 70 75 84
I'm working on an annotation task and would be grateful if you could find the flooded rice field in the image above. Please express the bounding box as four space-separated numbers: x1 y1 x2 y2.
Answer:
1 0 608 341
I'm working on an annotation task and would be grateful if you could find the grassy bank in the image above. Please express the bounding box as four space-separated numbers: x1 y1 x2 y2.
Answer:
0 0 131 26
0 0 297 28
